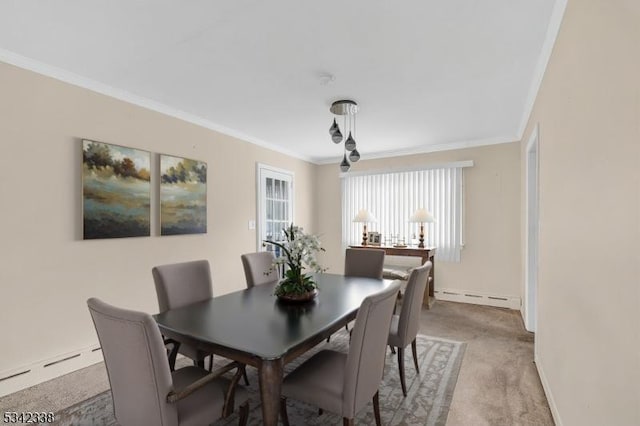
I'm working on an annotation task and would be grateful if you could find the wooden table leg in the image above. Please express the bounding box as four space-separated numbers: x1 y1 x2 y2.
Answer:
258 358 284 426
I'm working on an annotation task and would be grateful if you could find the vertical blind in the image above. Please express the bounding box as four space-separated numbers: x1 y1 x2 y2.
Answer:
341 164 468 262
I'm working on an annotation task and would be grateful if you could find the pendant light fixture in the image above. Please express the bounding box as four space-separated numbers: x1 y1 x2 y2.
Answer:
340 152 351 172
329 99 360 171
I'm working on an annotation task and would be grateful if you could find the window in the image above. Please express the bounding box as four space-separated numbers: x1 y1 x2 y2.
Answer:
256 163 294 254
341 162 472 262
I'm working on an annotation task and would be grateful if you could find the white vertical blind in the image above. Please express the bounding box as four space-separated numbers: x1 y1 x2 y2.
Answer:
341 165 467 262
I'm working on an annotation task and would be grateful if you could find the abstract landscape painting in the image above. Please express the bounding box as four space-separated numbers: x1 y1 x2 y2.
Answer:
160 155 207 235
82 140 151 239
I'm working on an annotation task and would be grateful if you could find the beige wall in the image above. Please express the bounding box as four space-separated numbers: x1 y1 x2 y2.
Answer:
315 143 522 299
521 1 640 424
0 62 315 375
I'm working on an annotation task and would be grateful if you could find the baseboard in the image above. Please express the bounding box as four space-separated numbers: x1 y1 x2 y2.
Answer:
535 352 563 426
0 344 103 398
434 288 521 310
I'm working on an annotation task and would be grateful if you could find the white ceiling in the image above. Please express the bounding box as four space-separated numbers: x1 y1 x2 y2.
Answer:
0 1 561 163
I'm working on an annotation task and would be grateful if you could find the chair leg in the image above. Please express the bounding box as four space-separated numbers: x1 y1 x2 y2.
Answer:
411 339 420 373
390 345 396 354
398 347 407 397
208 355 214 372
318 408 323 416
238 401 249 426
393 292 401 314
343 418 355 426
243 368 250 386
373 391 382 426
167 342 179 372
344 323 350 332
280 397 290 426
195 359 205 368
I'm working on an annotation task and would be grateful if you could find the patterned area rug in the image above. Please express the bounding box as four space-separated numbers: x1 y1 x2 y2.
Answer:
51 332 465 426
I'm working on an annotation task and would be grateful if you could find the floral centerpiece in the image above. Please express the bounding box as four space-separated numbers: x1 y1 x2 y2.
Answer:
264 224 326 301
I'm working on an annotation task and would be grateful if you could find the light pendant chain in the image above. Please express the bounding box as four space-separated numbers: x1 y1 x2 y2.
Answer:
344 114 347 144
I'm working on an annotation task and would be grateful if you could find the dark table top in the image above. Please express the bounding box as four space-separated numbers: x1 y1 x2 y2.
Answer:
154 273 392 360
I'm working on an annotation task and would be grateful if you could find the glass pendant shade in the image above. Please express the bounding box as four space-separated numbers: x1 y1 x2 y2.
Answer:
329 100 360 172
329 118 339 136
332 127 343 144
349 148 360 162
345 132 356 151
340 152 351 172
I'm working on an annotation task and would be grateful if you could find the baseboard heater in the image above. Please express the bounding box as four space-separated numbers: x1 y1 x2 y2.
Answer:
0 369 31 383
434 289 520 310
0 344 103 397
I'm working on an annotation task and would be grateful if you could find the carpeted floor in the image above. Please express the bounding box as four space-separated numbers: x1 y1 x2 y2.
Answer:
50 331 465 426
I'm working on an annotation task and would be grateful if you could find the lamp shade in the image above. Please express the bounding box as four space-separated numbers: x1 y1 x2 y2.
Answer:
353 209 377 223
409 208 435 223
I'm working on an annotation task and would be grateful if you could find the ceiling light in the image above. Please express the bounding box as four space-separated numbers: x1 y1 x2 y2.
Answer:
340 153 351 172
329 99 360 171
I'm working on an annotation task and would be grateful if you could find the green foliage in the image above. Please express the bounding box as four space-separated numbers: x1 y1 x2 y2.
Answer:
274 269 317 296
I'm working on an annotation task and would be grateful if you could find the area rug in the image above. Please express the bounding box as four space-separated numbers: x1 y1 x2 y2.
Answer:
50 332 465 426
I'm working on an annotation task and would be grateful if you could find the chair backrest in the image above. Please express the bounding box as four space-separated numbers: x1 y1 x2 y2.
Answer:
241 251 279 288
344 248 385 279
397 261 432 345
152 260 213 312
87 298 178 426
343 281 401 417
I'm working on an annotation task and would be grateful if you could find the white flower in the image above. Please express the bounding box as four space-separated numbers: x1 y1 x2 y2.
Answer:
265 224 326 275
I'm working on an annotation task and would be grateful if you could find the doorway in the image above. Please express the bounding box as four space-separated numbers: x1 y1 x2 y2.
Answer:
256 163 294 253
524 125 539 332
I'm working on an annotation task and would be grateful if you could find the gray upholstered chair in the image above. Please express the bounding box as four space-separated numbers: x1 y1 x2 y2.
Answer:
388 261 432 397
87 298 249 426
241 251 279 288
152 260 214 371
280 281 401 426
344 248 385 279
339 248 386 334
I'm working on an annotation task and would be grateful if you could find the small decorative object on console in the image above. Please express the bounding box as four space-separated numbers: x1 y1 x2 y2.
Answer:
367 231 381 246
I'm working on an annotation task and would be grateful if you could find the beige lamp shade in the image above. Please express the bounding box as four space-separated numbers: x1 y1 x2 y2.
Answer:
409 208 435 223
409 208 434 248
353 209 376 246
353 209 377 223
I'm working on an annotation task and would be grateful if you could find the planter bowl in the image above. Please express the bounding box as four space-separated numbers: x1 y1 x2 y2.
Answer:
276 289 318 303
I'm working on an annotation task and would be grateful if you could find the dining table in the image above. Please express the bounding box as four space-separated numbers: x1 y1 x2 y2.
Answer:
153 273 393 426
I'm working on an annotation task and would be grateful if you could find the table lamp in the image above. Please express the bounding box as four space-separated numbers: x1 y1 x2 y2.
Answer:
409 208 435 248
353 209 377 246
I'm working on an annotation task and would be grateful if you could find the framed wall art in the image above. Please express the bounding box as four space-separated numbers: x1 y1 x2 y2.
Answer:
82 139 151 239
160 154 207 235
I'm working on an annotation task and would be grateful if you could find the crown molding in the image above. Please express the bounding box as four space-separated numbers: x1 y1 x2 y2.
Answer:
517 0 568 138
314 135 519 165
0 48 314 164
1 0 566 168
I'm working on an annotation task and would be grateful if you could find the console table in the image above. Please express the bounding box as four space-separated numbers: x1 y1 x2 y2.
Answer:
349 245 436 308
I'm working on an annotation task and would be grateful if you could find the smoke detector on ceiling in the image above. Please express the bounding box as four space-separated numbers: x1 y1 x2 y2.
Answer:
318 72 336 86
